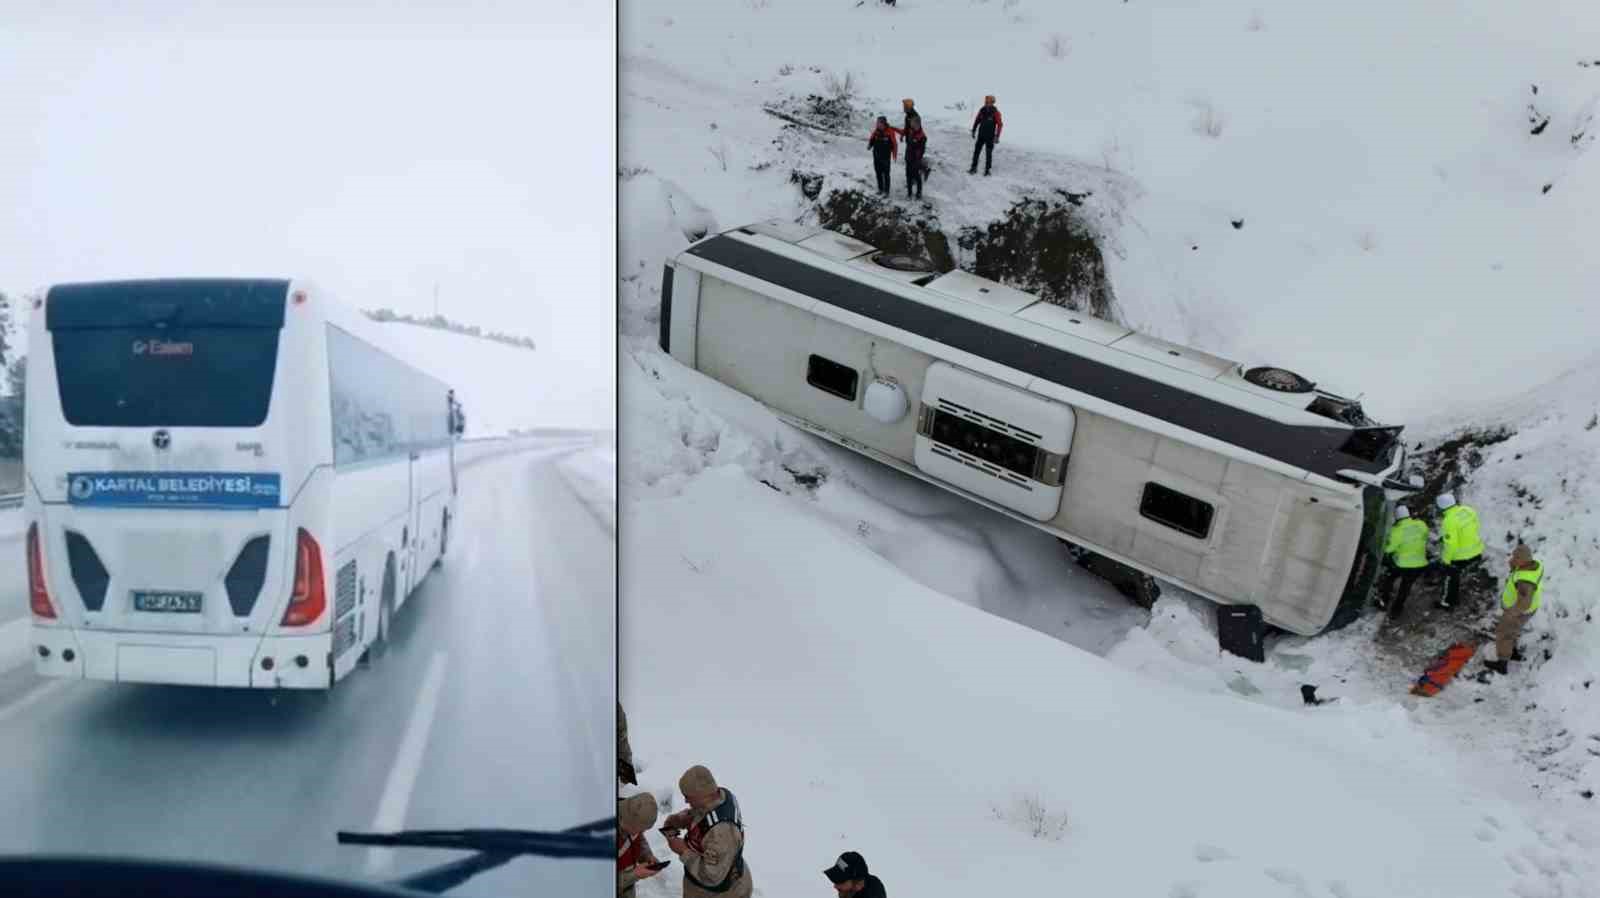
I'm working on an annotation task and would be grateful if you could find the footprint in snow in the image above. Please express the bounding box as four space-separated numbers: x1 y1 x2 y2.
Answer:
1504 852 1528 875
1194 843 1233 863
1264 867 1314 898
1326 881 1353 898
1476 827 1497 843
1484 814 1504 831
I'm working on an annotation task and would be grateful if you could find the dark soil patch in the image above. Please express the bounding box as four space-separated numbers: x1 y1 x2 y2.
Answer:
816 188 955 272
1369 566 1500 670
790 170 825 200
1398 425 1515 525
763 94 862 138
812 188 1115 319
956 197 1115 317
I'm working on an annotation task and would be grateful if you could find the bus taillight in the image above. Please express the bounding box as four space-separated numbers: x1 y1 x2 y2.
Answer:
282 528 327 627
26 524 56 619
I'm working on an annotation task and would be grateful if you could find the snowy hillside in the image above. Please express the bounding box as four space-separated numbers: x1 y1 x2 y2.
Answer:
620 464 1597 898
622 0 1600 423
621 1 1600 895
379 320 607 433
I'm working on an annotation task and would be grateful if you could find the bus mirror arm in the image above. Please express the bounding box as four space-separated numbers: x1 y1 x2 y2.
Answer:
1335 468 1424 493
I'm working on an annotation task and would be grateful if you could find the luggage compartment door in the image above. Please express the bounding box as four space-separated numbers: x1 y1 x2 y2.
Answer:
913 362 1075 522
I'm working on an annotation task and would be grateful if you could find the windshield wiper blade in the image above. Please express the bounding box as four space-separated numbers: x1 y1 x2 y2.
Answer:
336 817 615 895
339 827 612 857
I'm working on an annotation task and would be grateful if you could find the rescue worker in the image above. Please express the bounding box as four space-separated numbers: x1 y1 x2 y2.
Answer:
1435 493 1485 609
618 702 638 787
619 793 664 898
903 121 928 200
660 765 752 898
1379 504 1429 618
823 851 887 897
867 116 898 195
900 98 921 134
969 95 1003 176
1484 543 1545 675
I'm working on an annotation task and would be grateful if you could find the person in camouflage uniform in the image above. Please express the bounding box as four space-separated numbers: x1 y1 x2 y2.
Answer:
618 793 664 898
660 765 752 898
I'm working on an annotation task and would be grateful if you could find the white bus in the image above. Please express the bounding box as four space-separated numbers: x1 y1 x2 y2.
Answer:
659 221 1420 636
23 278 464 689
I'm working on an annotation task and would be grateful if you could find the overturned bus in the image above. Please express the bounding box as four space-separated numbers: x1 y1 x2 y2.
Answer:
657 219 1416 636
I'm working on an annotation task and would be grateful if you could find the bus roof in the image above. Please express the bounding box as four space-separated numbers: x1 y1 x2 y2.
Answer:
680 225 1402 481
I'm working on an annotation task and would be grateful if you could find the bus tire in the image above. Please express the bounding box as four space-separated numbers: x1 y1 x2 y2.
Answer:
1120 574 1161 610
434 512 449 570
373 556 396 659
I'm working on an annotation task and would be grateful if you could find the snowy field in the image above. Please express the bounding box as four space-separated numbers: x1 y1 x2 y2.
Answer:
620 1 1600 895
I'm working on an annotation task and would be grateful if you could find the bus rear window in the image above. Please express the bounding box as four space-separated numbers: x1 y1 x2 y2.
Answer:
52 327 281 427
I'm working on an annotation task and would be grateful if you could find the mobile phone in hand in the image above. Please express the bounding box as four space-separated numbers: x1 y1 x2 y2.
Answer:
645 860 672 872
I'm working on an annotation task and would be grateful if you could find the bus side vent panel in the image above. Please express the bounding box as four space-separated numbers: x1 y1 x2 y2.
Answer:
332 615 358 660
334 560 358 621
332 559 360 659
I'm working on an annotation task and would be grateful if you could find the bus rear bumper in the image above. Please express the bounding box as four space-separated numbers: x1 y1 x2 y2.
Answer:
31 626 332 689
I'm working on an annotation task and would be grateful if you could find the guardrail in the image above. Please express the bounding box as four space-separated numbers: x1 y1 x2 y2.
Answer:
0 432 607 510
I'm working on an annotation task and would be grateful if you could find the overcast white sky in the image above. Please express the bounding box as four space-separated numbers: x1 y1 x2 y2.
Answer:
0 1 615 425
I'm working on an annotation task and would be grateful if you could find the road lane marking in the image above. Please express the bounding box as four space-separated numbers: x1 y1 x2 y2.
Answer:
365 650 449 876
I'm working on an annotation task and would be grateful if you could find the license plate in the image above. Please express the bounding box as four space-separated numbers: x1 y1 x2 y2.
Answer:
132 591 203 614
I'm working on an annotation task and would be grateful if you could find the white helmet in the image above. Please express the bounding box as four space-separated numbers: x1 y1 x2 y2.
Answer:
1436 493 1457 511
1395 505 1411 519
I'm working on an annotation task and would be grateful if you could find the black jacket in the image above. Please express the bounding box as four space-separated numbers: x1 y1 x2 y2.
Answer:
859 875 887 898
973 104 1000 140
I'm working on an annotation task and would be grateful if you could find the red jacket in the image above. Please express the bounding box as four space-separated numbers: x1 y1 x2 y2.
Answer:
868 125 898 161
903 126 927 165
619 832 645 870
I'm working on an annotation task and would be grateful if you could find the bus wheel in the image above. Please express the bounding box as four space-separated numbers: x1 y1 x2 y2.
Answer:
1124 574 1161 610
373 558 396 659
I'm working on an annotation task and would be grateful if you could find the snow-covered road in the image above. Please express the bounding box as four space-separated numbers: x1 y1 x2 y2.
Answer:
0 438 613 896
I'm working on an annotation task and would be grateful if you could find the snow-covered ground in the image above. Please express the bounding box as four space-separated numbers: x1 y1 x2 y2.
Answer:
621 1 1600 895
621 467 1597 898
558 444 618 536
